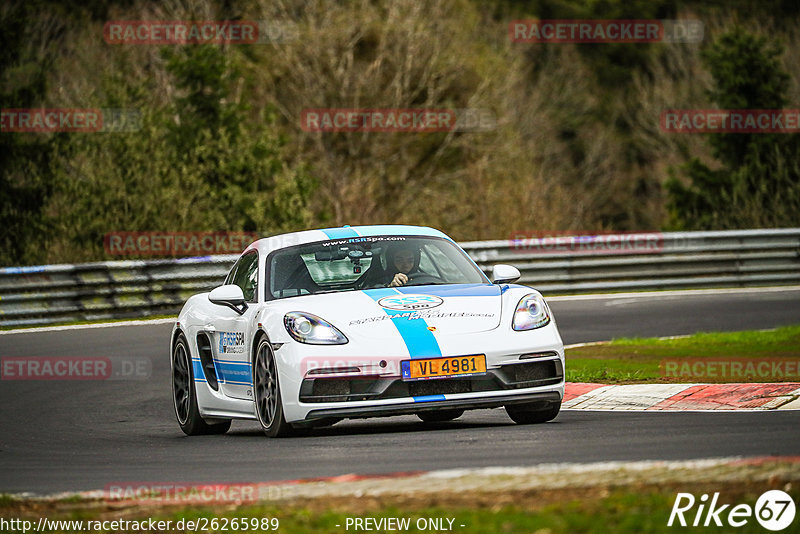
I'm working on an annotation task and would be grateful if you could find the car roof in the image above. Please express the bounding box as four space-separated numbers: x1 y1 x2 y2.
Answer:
243 225 452 255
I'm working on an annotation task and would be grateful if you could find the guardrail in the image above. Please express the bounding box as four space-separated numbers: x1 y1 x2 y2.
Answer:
1 228 798 327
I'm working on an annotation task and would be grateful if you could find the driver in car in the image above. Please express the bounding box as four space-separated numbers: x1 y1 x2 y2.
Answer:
387 244 421 287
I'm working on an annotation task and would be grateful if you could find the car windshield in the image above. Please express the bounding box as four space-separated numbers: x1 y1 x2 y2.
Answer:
267 235 488 299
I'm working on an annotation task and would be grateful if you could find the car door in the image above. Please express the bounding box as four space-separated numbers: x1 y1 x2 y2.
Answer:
211 251 260 400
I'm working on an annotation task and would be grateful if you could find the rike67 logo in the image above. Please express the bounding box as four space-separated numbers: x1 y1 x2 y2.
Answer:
669 490 796 531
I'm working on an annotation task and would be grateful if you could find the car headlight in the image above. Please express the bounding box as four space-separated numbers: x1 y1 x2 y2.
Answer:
284 312 348 345
512 293 551 331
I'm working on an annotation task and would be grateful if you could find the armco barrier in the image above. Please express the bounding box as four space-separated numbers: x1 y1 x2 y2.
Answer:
1 229 798 327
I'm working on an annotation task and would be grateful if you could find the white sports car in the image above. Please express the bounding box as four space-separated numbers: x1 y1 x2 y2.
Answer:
170 225 564 437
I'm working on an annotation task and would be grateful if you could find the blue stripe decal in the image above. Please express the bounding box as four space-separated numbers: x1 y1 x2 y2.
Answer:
414 394 446 403
191 359 205 380
215 361 252 384
214 358 250 365
321 227 360 239
365 288 442 359
393 283 500 298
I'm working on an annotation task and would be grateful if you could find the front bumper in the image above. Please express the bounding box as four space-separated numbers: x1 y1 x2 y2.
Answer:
303 390 562 421
299 357 563 403
276 322 565 423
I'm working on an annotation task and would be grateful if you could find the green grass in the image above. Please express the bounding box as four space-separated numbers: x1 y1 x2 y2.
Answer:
3 489 795 534
566 325 800 383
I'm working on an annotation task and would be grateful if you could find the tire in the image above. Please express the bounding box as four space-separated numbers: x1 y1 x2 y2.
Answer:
172 334 231 435
505 401 561 425
253 336 294 438
417 409 464 422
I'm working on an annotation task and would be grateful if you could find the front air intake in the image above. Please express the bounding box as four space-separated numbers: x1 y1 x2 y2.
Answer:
196 333 219 391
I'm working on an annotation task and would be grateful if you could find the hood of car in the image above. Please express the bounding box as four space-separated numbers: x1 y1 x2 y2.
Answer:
278 283 504 339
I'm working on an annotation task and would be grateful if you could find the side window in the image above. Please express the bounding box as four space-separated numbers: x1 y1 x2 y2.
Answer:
230 252 259 302
243 254 258 302
224 260 239 286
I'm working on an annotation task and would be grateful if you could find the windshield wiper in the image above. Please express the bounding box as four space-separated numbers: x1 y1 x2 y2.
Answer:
311 288 355 295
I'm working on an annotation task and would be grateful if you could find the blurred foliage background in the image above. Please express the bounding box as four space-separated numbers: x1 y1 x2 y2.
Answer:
1 0 799 265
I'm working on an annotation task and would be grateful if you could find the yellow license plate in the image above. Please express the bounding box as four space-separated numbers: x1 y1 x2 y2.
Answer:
401 355 486 381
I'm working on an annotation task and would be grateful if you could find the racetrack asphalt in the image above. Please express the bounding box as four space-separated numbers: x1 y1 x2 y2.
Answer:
1 288 799 494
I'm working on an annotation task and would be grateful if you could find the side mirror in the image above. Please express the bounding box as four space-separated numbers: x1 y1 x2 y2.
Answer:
492 264 521 284
208 284 248 315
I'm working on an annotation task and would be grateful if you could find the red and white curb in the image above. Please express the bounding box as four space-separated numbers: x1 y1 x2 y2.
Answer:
564 382 800 410
31 456 797 504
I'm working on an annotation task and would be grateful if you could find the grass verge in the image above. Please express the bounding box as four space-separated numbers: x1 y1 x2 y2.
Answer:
566 325 800 383
3 458 798 533
1 483 796 533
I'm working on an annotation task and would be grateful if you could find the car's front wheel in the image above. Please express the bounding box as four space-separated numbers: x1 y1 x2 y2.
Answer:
172 334 231 435
505 401 561 424
253 337 294 437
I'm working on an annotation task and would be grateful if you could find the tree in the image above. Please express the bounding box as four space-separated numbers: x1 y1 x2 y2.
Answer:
160 44 315 234
45 43 315 262
0 3 63 266
665 29 800 229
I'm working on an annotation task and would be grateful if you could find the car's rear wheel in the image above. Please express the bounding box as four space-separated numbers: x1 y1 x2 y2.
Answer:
253 337 294 438
172 334 231 435
416 409 464 422
505 401 561 424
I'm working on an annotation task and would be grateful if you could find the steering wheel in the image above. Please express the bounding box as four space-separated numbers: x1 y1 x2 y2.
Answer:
356 279 384 290
405 273 443 286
